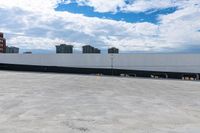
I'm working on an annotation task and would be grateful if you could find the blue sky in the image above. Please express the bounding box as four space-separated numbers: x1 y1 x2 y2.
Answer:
0 0 200 53
55 2 177 24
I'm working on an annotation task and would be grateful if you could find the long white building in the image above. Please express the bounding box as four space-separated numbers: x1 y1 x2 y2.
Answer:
0 53 200 79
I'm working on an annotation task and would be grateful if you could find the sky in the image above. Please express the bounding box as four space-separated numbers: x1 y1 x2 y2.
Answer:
0 0 200 53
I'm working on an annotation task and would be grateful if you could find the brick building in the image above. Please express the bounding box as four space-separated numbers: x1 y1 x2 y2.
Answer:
6 46 19 53
0 32 6 53
56 44 73 54
108 47 119 54
82 45 101 54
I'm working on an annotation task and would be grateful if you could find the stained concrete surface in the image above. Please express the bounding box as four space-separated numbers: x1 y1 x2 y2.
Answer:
0 71 200 133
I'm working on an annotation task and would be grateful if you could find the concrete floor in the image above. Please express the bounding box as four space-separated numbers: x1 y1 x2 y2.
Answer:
0 71 200 133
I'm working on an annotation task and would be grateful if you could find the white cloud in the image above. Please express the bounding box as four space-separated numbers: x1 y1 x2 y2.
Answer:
73 0 176 13
76 0 125 13
122 0 174 12
0 0 199 52
74 0 200 14
8 36 85 51
158 3 200 49
0 0 61 12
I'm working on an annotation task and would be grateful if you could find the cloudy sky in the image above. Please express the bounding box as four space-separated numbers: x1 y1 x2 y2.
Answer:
0 0 200 53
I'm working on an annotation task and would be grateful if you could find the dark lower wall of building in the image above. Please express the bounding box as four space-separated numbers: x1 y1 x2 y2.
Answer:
0 63 199 80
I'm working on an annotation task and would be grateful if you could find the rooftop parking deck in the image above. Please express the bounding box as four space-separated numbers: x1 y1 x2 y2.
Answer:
0 71 200 133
